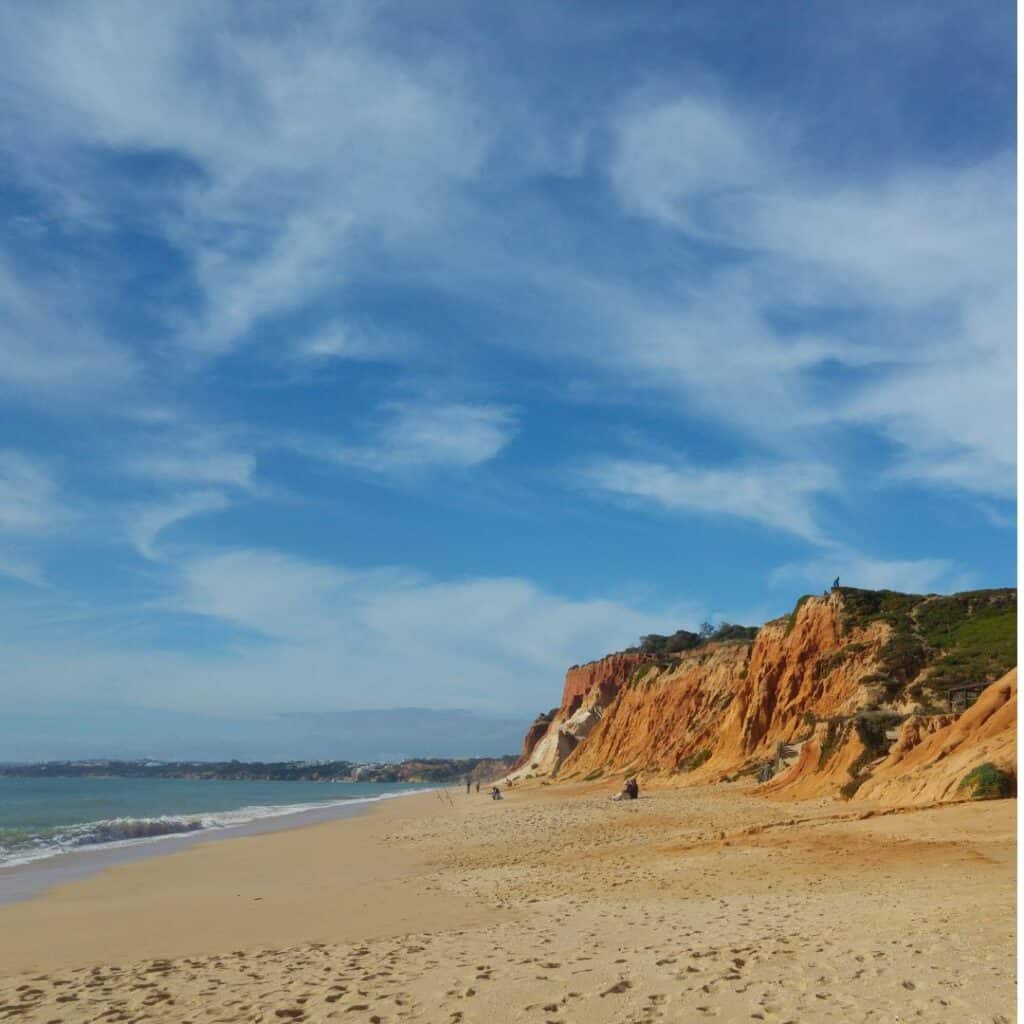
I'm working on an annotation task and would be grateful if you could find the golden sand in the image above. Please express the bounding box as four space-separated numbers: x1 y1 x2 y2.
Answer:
0 781 1015 1022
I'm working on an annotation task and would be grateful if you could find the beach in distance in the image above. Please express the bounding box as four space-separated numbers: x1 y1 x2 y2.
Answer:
0 779 1014 1023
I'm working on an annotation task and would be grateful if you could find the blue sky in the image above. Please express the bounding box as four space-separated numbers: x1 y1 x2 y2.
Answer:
0 0 1015 760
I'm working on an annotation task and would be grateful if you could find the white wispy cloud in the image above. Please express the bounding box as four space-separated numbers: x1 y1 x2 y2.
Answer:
610 93 768 229
611 93 1011 306
2 546 697 714
0 452 63 534
125 491 231 561
113 426 258 561
5 6 1009 505
123 449 255 490
1 3 493 363
174 549 357 638
769 548 967 596
0 4 1009 694
114 420 261 492
580 453 975 594
0 258 137 407
581 457 838 543
0 550 49 588
608 91 1014 499
290 321 413 364
307 400 518 474
0 451 70 588
842 283 1016 499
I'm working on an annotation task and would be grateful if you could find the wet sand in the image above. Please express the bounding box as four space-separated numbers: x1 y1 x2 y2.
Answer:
0 792 418 905
0 781 1014 1022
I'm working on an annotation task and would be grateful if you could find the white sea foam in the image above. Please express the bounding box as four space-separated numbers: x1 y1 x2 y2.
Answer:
0 788 430 868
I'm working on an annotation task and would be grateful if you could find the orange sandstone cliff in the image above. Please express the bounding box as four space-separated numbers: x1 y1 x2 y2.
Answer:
511 652 647 778
512 587 1016 807
856 669 1016 806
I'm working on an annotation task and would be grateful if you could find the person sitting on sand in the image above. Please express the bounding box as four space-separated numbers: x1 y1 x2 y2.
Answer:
490 786 503 800
611 777 639 801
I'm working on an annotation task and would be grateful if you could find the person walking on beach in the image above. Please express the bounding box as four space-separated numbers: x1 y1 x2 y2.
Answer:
475 781 480 793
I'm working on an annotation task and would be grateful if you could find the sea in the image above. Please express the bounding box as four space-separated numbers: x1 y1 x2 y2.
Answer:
0 776 435 869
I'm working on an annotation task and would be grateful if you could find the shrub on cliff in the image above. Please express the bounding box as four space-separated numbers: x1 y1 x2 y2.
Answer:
839 775 869 800
958 763 1016 800
924 608 1017 691
711 622 758 642
916 589 1016 645
837 587 922 634
876 632 930 686
638 629 701 655
850 714 899 770
638 622 758 654
817 719 843 769
834 586 1016 696
679 748 711 772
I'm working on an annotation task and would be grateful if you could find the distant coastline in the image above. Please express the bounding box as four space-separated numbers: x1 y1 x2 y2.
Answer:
0 755 517 784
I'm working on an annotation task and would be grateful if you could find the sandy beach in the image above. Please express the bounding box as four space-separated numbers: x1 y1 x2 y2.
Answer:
0 781 1014 1023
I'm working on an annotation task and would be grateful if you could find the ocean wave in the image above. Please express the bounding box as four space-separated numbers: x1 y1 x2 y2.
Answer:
0 788 430 869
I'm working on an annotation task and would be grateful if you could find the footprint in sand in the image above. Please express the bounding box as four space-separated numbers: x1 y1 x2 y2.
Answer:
600 980 632 996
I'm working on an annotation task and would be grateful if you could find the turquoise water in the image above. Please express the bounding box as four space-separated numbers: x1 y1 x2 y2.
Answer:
0 776 433 866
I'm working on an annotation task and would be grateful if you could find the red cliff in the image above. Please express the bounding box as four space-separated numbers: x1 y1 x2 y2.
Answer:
512 588 1017 806
510 651 647 779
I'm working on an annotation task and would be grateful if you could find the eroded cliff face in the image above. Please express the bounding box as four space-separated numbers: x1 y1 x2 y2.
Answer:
856 669 1016 806
560 653 650 716
510 652 647 779
759 718 872 801
710 595 888 767
514 711 557 770
512 589 1017 806
560 594 890 782
559 641 750 778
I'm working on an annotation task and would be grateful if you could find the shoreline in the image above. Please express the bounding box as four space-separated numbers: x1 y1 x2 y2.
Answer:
0 786 494 974
0 780 1014 1021
0 785 438 905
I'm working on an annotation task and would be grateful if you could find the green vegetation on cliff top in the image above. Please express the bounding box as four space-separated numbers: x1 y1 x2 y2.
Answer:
606 587 1014 697
630 622 758 658
837 586 1016 693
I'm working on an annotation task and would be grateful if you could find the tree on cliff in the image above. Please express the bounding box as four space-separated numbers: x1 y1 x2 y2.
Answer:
638 629 701 655
637 623 757 655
